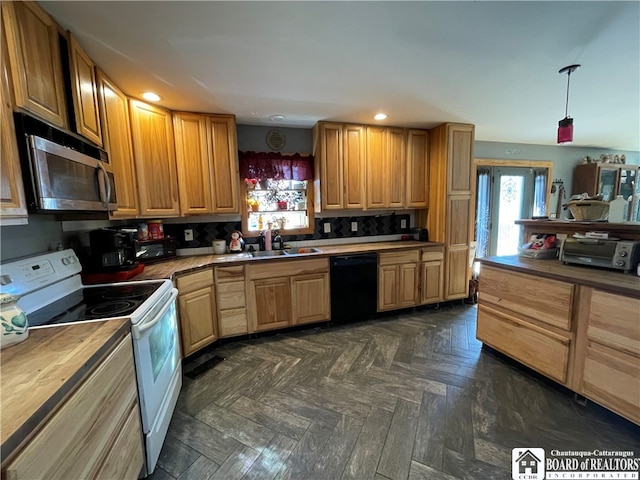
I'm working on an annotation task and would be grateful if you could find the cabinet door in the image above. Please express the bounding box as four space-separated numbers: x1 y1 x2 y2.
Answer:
597 167 619 202
2 1 67 127
378 264 398 311
250 277 292 332
174 112 212 215
94 405 144 480
406 129 428 207
387 127 406 208
446 124 473 194
96 70 138 218
343 124 366 209
208 115 240 213
446 247 470 300
366 126 387 209
1 27 27 221
318 122 343 209
178 286 217 356
398 262 418 308
129 99 180 217
68 35 102 146
292 273 329 324
445 196 472 300
420 261 443 304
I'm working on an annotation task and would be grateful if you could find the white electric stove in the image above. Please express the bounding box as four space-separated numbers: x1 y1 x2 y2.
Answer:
0 249 181 476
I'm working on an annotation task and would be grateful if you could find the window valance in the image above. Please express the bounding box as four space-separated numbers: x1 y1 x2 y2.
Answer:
239 151 314 181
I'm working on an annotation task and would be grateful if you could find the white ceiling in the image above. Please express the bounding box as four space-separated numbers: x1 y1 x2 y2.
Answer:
41 1 640 151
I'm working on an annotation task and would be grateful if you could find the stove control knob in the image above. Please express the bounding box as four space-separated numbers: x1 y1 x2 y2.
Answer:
615 260 625 267
62 256 76 265
619 251 628 257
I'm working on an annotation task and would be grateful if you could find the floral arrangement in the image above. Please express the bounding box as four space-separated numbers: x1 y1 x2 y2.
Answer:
244 178 259 189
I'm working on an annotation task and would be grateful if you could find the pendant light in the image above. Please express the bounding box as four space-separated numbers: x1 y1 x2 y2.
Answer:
557 64 580 144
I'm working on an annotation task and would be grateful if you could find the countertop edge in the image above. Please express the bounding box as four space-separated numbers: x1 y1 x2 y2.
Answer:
0 319 131 465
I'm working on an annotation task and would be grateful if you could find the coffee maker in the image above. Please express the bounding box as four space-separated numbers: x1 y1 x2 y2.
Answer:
88 229 137 271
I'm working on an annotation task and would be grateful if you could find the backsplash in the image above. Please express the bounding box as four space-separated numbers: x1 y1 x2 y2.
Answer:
163 213 411 248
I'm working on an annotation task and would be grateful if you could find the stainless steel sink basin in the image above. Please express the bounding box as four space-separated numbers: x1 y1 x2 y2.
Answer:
250 250 287 257
283 247 322 255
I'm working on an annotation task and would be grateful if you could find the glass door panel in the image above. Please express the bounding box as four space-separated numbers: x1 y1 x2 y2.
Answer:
598 168 618 201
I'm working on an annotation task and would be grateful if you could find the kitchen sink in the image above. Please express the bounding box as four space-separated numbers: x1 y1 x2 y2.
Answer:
250 250 287 257
283 247 322 255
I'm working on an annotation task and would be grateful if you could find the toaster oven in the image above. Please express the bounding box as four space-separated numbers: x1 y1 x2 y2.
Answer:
561 239 640 273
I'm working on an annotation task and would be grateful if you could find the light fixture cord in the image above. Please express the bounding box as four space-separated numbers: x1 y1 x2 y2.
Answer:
565 71 571 118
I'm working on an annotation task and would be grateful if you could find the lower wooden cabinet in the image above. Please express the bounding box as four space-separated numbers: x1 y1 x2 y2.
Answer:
419 247 444 305
247 258 329 333
3 334 143 480
215 266 248 337
378 250 419 311
176 269 217 357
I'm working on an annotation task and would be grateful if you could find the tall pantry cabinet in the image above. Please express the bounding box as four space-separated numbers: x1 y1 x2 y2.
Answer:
427 123 475 301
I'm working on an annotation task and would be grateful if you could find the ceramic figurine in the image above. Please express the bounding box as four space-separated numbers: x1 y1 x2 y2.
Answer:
228 230 245 253
1 293 28 349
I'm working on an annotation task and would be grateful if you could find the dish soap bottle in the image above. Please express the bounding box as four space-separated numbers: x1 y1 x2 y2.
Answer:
608 195 627 223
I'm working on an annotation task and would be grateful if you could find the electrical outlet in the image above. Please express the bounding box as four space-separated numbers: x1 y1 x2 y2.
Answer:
323 222 331 233
401 219 407 229
184 229 194 241
351 221 358 232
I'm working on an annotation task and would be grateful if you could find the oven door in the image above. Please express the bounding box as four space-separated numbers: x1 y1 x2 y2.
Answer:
29 135 117 211
131 288 181 430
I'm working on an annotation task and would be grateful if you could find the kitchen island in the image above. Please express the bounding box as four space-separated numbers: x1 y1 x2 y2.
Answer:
476 255 640 425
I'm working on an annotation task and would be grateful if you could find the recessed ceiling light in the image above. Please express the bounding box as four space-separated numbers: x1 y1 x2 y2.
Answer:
269 115 286 122
374 113 388 121
141 92 162 102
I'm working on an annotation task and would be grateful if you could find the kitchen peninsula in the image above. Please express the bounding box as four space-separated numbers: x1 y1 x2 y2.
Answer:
476 255 640 425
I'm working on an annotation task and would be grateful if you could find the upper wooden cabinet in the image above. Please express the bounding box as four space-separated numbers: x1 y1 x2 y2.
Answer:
1 24 28 223
1 1 67 127
366 126 407 209
96 70 139 218
129 99 180 217
406 129 429 208
173 112 240 215
313 122 366 210
67 34 102 146
428 122 475 301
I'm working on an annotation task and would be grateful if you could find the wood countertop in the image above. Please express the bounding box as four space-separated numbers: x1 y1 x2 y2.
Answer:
135 240 443 280
0 319 130 464
479 255 640 298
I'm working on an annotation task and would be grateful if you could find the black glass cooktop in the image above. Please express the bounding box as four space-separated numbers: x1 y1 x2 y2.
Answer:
28 283 162 327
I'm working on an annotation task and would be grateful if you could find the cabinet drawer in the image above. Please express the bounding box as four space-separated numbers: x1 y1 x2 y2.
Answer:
215 266 245 283
581 344 640 425
176 269 213 293
587 290 640 357
218 308 248 337
247 258 328 280
217 281 246 310
477 304 570 384
5 336 138 479
480 265 574 331
379 250 419 266
421 248 444 262
95 405 144 480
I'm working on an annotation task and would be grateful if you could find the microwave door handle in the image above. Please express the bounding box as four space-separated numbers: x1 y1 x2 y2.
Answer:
132 289 178 339
96 162 111 208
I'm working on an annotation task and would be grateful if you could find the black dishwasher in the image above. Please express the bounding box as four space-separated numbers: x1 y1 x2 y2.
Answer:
330 253 378 323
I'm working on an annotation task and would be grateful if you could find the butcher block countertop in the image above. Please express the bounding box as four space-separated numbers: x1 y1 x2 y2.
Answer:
135 240 443 280
479 255 640 298
0 319 130 464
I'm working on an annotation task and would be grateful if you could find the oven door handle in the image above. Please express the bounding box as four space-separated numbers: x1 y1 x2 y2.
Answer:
132 288 178 339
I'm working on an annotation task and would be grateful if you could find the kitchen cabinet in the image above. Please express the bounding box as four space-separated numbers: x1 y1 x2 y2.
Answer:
366 126 406 209
247 258 329 332
215 265 248 337
477 265 574 384
428 123 474 300
1 1 67 127
67 34 102 146
2 334 144 480
173 112 240 215
176 269 217 357
378 250 420 311
0 24 28 223
96 69 139 218
129 99 180 217
313 122 366 210
405 129 429 208
419 247 444 304
577 289 640 425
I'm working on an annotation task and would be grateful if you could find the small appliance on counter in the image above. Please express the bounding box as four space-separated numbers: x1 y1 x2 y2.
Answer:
87 228 137 271
561 238 640 273
134 237 177 264
411 228 429 242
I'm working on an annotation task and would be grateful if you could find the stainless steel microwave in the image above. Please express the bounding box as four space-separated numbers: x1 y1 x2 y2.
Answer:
25 135 117 213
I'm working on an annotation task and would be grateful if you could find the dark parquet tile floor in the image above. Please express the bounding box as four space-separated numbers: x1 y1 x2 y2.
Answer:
149 303 640 480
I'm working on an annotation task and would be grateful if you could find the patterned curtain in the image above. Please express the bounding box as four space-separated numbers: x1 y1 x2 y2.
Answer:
533 170 548 217
475 168 492 258
239 151 314 181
